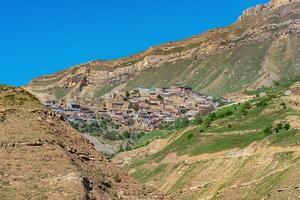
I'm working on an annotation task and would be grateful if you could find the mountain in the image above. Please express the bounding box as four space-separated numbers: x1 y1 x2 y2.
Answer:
25 0 300 104
113 80 300 200
0 86 170 200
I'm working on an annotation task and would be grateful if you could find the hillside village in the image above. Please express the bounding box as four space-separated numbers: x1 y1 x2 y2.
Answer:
45 84 219 132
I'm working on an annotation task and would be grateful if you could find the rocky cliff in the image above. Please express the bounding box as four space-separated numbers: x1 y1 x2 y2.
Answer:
0 86 170 200
26 0 300 104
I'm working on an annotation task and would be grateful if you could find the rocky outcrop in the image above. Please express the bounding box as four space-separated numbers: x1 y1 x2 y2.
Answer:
270 0 300 7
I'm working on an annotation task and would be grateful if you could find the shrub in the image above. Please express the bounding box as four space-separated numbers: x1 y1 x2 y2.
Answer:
122 131 131 139
186 132 193 140
194 113 203 125
243 102 252 110
174 118 189 129
284 123 290 130
280 102 287 109
225 110 233 116
137 132 145 139
263 126 273 136
208 112 216 120
203 118 212 128
256 97 271 107
275 123 283 133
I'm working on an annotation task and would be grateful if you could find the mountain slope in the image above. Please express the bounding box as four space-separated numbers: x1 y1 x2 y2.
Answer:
26 0 300 104
0 86 169 200
113 81 300 200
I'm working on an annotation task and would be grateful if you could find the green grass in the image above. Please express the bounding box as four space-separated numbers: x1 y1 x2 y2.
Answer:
271 129 300 146
168 161 206 194
152 130 266 158
133 119 190 149
129 89 299 163
133 129 174 149
244 75 300 96
94 85 114 98
126 40 275 96
133 164 167 183
53 86 72 99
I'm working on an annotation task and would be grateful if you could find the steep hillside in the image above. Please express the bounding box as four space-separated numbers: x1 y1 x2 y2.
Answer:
0 86 170 200
26 0 300 104
114 81 300 200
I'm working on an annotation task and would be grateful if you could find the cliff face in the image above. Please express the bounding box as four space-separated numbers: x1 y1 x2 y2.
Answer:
25 0 300 104
0 86 169 200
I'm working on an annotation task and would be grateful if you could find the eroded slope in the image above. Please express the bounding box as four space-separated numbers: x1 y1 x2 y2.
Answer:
0 86 169 200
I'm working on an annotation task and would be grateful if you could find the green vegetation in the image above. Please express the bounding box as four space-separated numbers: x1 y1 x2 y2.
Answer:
133 164 167 183
244 76 300 96
127 40 275 96
70 119 122 140
53 86 72 100
94 85 114 98
168 161 206 194
133 129 174 149
127 83 300 173
133 118 191 149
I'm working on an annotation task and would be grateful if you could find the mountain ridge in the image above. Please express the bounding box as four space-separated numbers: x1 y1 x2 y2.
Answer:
25 0 300 105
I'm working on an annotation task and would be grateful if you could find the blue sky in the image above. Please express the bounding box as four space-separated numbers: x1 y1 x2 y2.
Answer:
0 0 268 86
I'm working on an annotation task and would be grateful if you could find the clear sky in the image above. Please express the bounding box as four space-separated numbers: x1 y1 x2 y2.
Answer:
0 0 268 86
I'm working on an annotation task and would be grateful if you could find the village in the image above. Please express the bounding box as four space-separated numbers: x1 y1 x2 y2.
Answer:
45 84 219 133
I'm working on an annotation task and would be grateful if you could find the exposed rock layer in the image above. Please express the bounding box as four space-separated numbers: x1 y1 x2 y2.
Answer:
26 0 300 104
0 86 170 200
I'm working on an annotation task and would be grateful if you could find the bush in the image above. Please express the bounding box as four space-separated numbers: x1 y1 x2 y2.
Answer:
208 112 216 120
275 123 283 133
186 132 194 140
256 97 271 107
194 113 203 125
137 132 146 139
203 118 212 128
225 110 233 116
263 126 273 136
174 118 189 129
284 123 290 130
243 102 251 110
122 131 131 139
280 102 287 109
